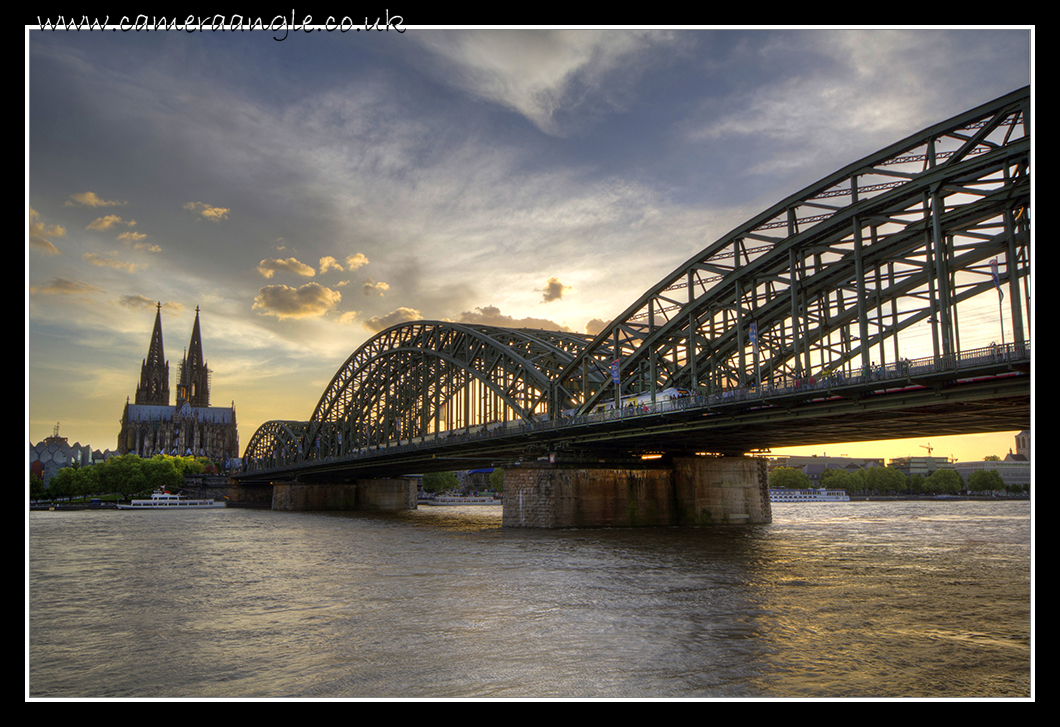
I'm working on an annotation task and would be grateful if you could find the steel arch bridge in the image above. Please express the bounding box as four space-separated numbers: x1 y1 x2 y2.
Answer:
244 87 1030 472
244 323 618 465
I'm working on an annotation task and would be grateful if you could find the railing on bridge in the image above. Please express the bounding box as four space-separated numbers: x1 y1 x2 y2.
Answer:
242 341 1029 473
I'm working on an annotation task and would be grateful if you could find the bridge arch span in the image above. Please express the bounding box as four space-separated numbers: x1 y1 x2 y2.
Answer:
287 321 616 460
555 86 1030 415
243 420 311 468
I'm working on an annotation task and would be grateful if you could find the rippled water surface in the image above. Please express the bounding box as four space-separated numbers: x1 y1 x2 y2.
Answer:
28 500 1032 698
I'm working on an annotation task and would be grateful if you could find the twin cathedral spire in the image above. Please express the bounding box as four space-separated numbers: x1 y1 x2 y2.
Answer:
120 304 237 460
135 303 210 409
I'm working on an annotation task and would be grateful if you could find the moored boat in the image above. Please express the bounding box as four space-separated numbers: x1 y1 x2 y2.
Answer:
117 489 226 510
769 488 850 503
423 494 500 506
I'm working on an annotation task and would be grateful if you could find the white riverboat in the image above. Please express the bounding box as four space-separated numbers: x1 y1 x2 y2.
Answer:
769 488 850 503
117 489 226 510
423 495 500 506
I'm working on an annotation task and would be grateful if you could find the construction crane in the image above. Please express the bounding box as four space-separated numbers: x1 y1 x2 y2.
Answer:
921 443 934 455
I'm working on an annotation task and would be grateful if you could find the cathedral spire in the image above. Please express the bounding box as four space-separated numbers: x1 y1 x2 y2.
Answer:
135 302 170 405
177 306 210 407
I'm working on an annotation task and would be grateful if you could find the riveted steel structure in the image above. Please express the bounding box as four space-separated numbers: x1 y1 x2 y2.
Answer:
243 87 1030 475
303 323 615 456
554 86 1030 415
243 323 617 464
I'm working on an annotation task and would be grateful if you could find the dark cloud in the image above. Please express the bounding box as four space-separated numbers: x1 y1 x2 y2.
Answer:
363 307 423 332
451 305 572 332
29 277 103 296
253 282 342 320
539 277 571 303
118 296 183 316
363 279 390 296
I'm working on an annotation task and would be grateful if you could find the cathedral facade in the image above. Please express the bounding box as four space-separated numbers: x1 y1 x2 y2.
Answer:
118 305 239 463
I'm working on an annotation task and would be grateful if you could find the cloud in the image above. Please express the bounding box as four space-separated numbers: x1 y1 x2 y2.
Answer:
29 277 103 296
683 30 990 175
257 257 316 278
414 30 677 136
117 231 158 252
319 256 344 274
539 277 571 303
585 318 608 336
450 305 572 332
183 201 230 222
363 307 423 333
336 311 359 325
82 252 140 272
118 296 183 315
253 282 342 320
29 208 65 256
86 214 136 231
346 253 369 270
64 191 125 207
119 295 156 309
363 279 390 296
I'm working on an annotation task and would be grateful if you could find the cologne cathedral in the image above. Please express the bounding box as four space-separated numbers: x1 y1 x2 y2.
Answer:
117 304 239 462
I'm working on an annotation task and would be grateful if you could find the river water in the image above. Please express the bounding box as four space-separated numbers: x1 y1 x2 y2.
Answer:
27 500 1032 699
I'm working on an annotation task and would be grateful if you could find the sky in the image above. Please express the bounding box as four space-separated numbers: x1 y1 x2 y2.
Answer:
26 24 1033 465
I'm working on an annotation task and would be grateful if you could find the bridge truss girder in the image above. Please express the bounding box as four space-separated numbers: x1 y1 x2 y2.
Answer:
246 323 616 464
555 86 1030 416
242 420 310 467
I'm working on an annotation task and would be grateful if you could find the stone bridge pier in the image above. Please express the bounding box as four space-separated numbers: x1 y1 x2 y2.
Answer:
271 478 417 511
501 455 770 528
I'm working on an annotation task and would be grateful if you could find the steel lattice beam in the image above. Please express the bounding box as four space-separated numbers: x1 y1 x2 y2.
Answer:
555 86 1030 416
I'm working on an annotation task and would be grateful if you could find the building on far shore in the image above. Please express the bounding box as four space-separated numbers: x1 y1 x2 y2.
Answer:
887 455 952 478
951 458 1030 490
29 423 115 487
951 430 1031 490
767 431 1031 490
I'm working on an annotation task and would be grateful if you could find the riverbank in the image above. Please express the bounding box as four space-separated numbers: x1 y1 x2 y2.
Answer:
850 494 1030 502
29 501 117 511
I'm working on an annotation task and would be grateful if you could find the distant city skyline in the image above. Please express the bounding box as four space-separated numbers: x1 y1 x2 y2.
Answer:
27 26 1032 462
768 430 1027 466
